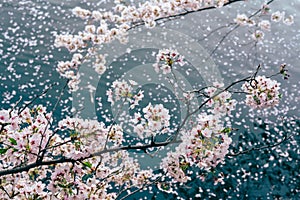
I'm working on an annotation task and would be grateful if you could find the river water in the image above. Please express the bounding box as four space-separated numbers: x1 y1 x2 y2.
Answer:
0 0 299 199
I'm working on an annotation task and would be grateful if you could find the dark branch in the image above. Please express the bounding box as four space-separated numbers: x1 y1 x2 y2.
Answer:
0 139 181 177
129 0 246 30
227 131 298 157
18 83 58 114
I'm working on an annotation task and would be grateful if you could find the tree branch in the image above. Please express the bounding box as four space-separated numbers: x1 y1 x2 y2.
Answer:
129 0 246 30
227 131 298 157
0 139 181 177
18 83 58 115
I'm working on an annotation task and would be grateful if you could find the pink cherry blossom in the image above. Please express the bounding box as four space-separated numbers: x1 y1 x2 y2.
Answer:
153 48 186 74
242 75 281 109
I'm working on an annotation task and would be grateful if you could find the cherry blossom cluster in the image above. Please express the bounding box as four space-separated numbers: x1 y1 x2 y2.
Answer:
106 79 144 109
72 1 229 29
0 171 48 199
0 106 116 168
56 53 83 91
55 1 230 91
54 20 129 51
242 75 281 109
0 106 53 168
131 103 171 139
57 117 109 159
44 151 153 199
153 48 186 74
160 113 232 184
94 54 107 75
160 152 191 183
54 34 85 53
54 22 123 91
187 114 232 169
234 5 294 42
205 82 237 116
1 151 153 199
271 11 294 25
46 118 152 199
0 105 156 199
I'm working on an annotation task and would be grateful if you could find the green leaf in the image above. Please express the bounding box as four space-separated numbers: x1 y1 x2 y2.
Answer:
221 127 231 133
57 183 68 188
180 163 189 172
9 138 17 145
0 148 8 154
253 95 261 105
83 161 92 169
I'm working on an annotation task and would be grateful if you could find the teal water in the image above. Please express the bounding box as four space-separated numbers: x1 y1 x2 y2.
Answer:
0 0 299 199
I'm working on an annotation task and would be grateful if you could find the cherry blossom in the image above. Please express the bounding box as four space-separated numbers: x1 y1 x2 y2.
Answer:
205 82 237 116
106 79 144 109
0 109 10 124
234 14 253 26
283 15 294 25
55 1 233 90
132 103 171 139
251 30 265 42
234 9 293 42
271 11 284 22
242 75 281 109
94 54 107 75
258 20 271 31
153 48 185 74
0 1 295 199
0 106 53 170
72 7 91 19
161 113 232 185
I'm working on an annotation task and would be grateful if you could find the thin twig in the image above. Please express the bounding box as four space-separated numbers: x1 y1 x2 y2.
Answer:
117 173 165 200
209 0 275 56
18 83 58 115
38 80 69 162
103 98 126 150
198 23 235 42
227 131 298 157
